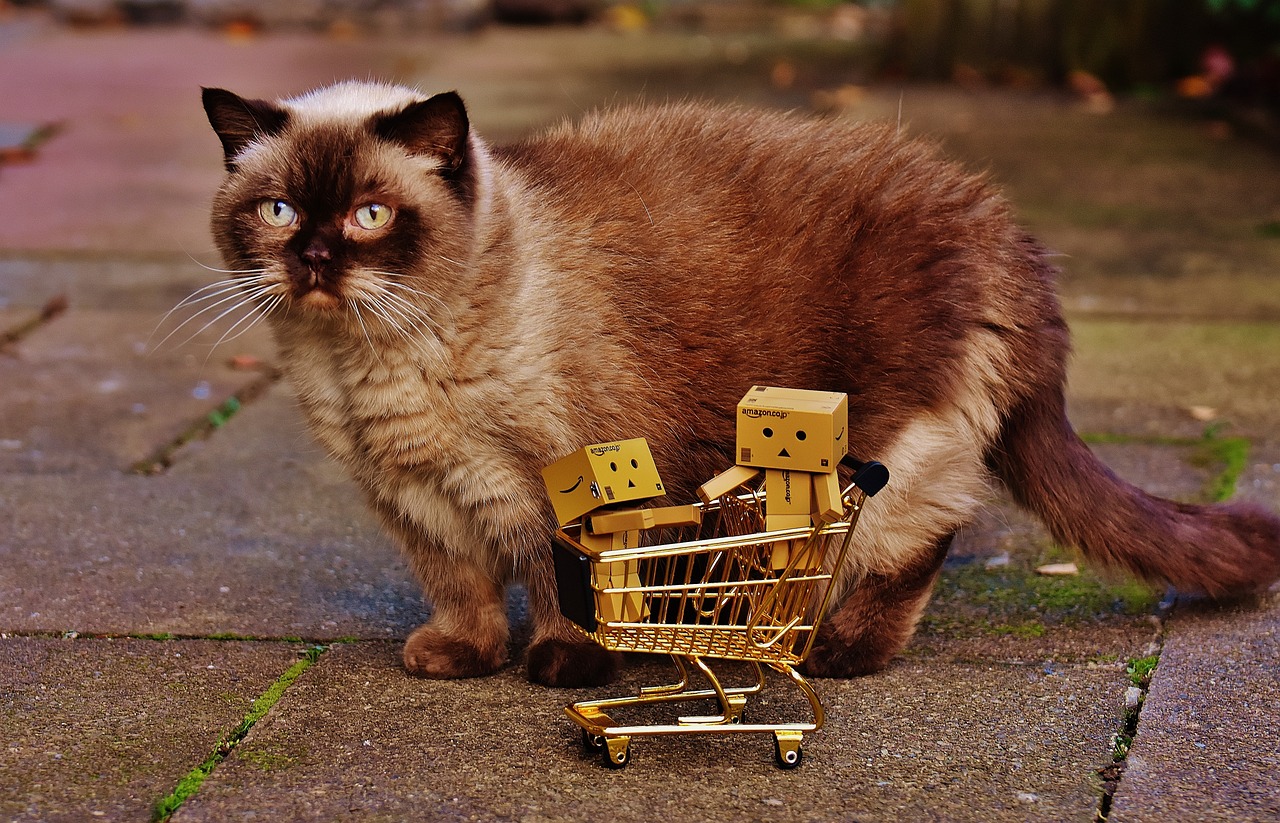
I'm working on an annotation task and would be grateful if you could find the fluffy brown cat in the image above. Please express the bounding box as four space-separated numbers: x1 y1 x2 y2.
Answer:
201 81 1280 686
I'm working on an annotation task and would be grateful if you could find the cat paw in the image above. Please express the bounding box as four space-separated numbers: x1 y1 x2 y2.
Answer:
402 624 506 679
526 638 618 687
800 625 892 678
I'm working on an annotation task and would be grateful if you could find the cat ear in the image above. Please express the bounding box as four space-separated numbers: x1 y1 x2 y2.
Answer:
202 87 289 171
373 91 470 170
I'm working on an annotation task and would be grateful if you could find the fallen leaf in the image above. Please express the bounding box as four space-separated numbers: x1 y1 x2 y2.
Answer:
1187 405 1218 422
228 354 263 371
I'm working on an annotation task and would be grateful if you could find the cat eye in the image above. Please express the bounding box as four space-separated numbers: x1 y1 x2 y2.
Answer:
258 199 298 228
353 203 393 231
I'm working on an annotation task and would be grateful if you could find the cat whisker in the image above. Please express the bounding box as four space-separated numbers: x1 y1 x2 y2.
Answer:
375 289 446 343
363 291 445 359
204 293 282 361
159 282 279 353
150 279 275 352
348 298 385 364
185 253 271 277
376 286 445 336
374 275 455 327
148 277 268 348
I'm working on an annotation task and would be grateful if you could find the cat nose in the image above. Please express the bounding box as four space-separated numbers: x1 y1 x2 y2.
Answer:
302 239 332 270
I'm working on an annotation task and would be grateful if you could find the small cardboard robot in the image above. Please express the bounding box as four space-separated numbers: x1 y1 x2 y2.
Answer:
543 438 700 623
698 386 849 568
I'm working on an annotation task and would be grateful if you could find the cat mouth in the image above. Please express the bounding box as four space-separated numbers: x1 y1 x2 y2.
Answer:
295 286 343 310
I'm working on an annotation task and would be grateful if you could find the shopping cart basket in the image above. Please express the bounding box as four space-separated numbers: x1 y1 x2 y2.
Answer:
552 457 889 769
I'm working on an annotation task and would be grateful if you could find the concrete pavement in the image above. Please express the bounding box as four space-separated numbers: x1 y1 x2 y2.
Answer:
2 10 1279 821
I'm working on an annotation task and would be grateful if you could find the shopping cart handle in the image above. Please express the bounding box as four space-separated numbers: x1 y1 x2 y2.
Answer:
840 455 890 496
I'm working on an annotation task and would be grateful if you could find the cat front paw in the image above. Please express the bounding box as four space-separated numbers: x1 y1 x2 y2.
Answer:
402 624 507 679
526 638 618 687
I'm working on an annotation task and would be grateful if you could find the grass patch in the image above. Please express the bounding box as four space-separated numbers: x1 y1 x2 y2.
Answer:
1126 654 1159 688
151 645 326 822
1082 425 1250 504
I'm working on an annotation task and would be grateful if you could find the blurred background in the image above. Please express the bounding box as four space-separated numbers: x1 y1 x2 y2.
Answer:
7 0 1279 120
2 0 1278 321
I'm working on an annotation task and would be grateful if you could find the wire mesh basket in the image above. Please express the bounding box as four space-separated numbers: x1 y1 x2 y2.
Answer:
553 459 888 769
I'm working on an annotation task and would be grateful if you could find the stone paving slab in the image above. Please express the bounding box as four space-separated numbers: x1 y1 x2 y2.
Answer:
0 308 274 474
174 642 1127 822
0 450 420 639
0 636 307 822
1109 595 1280 822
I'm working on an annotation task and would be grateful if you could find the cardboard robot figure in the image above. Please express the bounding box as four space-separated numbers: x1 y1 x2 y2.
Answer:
698 386 850 568
543 438 700 623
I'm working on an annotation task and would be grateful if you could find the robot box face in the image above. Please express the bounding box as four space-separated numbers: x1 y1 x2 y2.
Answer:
541 438 665 525
735 386 849 472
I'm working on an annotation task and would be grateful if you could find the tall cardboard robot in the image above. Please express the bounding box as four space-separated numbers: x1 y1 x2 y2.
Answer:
543 438 700 623
698 386 850 568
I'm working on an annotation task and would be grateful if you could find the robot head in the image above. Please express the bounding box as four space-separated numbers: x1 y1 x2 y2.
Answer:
735 386 848 472
542 438 665 525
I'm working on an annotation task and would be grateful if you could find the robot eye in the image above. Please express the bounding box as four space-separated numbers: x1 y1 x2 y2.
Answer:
796 430 807 441
763 428 774 438
610 462 618 472
630 459 639 468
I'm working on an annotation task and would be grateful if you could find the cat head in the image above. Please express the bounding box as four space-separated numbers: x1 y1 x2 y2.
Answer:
202 81 481 343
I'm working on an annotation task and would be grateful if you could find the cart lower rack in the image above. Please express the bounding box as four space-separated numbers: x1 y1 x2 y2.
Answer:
553 460 888 768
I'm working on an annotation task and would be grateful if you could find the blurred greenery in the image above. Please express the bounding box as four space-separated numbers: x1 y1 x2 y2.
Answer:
882 0 1280 92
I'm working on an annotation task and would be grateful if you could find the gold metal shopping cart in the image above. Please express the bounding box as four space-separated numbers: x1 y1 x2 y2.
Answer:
552 457 889 769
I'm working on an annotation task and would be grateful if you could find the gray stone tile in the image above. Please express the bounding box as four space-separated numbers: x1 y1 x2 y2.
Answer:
1109 595 1280 823
177 643 1125 822
0 307 274 474
0 466 420 639
0 637 306 822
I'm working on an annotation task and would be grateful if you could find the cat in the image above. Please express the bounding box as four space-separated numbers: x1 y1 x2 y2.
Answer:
201 80 1280 687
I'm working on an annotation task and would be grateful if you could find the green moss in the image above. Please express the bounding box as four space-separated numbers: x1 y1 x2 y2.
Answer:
1127 654 1159 687
1083 427 1250 504
151 645 327 821
925 560 1159 639
240 747 300 773
993 622 1047 638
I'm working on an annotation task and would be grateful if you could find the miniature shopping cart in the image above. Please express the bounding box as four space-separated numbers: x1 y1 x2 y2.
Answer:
552 457 889 769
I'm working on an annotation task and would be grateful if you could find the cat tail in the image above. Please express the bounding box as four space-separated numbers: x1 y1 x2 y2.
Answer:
987 385 1280 597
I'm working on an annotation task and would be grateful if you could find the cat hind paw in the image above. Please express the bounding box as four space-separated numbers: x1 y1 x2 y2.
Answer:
800 625 894 678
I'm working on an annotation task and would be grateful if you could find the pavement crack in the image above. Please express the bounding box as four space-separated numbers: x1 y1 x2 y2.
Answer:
1094 589 1174 822
151 644 328 822
129 366 281 475
0 293 68 354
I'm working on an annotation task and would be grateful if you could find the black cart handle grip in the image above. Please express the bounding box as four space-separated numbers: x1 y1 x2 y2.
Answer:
839 455 890 497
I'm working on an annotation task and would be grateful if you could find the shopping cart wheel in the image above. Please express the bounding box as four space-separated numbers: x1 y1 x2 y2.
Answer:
582 730 606 752
603 736 631 769
773 732 803 770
